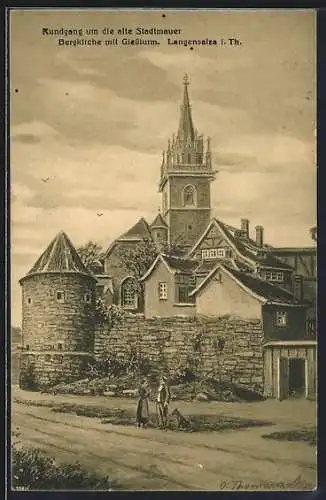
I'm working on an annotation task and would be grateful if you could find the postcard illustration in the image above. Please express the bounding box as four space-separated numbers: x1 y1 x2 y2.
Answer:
10 8 317 491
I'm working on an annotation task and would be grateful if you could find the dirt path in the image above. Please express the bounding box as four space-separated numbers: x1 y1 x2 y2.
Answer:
12 403 316 491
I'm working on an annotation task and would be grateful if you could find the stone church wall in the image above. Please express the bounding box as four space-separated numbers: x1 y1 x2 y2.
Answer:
95 314 265 393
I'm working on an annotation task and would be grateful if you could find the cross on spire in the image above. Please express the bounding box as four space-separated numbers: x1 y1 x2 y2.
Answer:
183 73 190 86
178 73 194 142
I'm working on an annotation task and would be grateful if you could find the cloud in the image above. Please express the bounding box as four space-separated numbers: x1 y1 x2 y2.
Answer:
10 9 316 326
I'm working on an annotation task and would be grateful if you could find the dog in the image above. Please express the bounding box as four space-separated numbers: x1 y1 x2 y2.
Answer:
171 408 192 430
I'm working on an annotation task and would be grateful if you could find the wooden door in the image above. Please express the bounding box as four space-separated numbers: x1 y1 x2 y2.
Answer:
278 357 289 401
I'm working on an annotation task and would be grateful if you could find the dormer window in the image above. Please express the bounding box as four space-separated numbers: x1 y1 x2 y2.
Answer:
84 293 91 303
257 251 267 259
202 249 210 259
262 271 284 282
201 248 226 260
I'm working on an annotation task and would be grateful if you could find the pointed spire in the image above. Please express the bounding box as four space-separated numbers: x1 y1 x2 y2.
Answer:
178 74 195 143
21 231 94 279
150 211 168 229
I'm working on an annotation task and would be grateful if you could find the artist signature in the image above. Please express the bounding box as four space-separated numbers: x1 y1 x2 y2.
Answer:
218 475 314 490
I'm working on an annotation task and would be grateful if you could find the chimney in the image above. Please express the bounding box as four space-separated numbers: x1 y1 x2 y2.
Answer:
293 275 303 301
255 225 264 247
241 219 249 238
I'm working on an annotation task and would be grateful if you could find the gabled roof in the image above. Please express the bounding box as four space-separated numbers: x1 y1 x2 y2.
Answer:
140 254 198 282
104 217 153 259
188 218 294 271
195 260 220 275
20 231 95 281
195 259 239 275
190 263 307 307
119 217 152 241
150 212 168 229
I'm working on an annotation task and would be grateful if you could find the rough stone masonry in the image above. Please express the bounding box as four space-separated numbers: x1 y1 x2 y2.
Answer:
95 314 265 394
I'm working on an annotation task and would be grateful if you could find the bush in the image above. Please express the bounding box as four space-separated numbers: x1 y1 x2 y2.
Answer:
95 301 125 327
12 445 120 490
87 347 155 381
19 365 38 391
170 355 200 385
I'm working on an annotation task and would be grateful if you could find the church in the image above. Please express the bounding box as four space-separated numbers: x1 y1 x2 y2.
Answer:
19 75 317 398
103 75 316 322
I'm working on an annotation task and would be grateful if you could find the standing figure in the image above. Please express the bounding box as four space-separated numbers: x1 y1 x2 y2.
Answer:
156 376 171 429
136 378 150 428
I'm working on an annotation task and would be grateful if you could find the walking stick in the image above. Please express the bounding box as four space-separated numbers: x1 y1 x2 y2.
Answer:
155 401 160 428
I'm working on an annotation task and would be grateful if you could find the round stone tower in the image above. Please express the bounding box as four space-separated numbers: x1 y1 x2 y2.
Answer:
150 210 168 251
19 231 97 390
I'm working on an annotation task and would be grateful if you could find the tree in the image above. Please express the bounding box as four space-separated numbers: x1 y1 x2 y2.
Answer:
310 226 317 243
77 241 104 274
117 237 190 296
118 237 158 281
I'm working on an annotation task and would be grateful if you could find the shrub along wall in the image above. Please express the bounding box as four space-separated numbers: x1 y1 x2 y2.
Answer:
95 314 265 394
19 352 93 390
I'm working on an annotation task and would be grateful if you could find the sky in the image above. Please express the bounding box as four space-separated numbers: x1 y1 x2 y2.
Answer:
10 9 316 326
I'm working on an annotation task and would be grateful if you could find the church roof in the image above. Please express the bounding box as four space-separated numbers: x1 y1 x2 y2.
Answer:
103 217 153 259
118 217 152 241
190 263 308 307
178 74 195 142
20 231 95 281
150 212 168 229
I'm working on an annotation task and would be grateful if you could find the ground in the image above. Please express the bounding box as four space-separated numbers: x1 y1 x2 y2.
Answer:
12 387 317 491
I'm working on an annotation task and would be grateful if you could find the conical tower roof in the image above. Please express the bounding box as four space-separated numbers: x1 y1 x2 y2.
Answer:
178 74 195 142
20 231 95 281
150 212 168 229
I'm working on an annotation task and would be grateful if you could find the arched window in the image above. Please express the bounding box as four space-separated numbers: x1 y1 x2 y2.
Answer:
183 185 196 207
121 277 138 310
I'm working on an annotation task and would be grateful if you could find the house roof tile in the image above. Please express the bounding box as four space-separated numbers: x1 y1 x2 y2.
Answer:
192 218 295 271
224 265 305 305
191 263 307 306
163 255 198 273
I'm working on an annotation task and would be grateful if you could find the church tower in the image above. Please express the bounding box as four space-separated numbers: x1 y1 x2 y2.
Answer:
159 74 217 252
